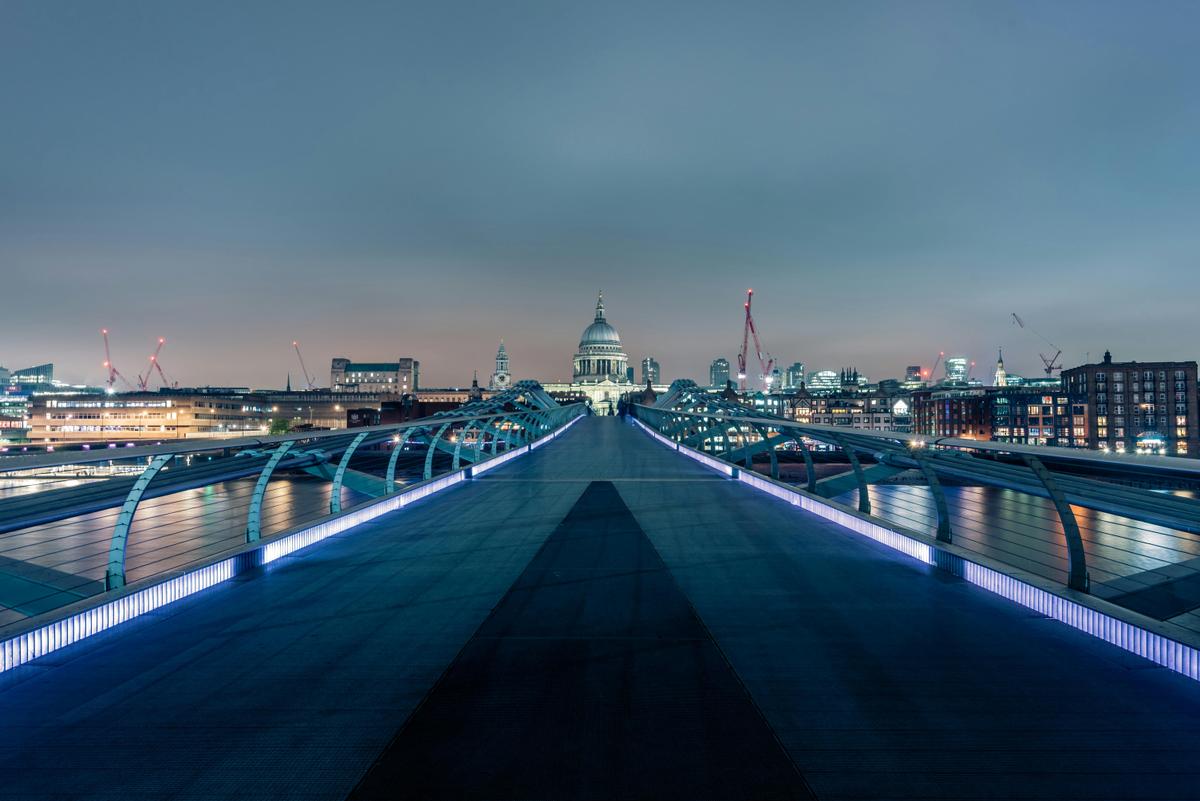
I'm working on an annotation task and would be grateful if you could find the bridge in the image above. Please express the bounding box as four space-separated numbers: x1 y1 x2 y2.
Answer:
2 383 1200 799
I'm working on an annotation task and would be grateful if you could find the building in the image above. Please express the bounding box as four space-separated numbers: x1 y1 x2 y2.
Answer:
0 394 29 443
910 386 991 439
788 388 903 431
993 350 1008 387
1062 351 1198 456
541 292 636 415
28 391 273 444
911 385 1089 448
806 370 840 394
709 358 730 389
489 341 511 390
905 365 923 383
783 362 805 390
989 389 1088 448
944 356 968 383
9 363 54 387
330 358 418 394
641 356 660 385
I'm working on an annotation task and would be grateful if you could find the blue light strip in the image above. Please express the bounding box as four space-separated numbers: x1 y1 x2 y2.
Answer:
0 411 583 675
633 418 1200 683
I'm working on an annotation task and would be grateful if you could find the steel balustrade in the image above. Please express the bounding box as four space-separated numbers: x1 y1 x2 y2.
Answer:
0 385 584 611
633 399 1200 596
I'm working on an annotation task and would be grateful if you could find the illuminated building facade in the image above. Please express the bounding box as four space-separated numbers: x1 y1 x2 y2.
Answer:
543 292 635 415
330 358 419 394
709 358 730 388
641 356 660 385
1062 352 1198 456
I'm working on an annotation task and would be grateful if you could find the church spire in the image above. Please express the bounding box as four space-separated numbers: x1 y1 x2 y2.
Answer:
594 290 605 322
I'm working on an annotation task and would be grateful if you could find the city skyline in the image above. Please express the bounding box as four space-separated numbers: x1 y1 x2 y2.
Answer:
4 2 1200 387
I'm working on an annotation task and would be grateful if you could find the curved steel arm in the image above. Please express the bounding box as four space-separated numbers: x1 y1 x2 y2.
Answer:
106 453 174 591
834 435 871 514
795 436 817 493
246 441 295 543
330 431 369 514
424 423 452 480
386 428 421 494
475 416 501 459
1023 455 1089 592
453 419 486 470
914 454 952 543
748 424 774 473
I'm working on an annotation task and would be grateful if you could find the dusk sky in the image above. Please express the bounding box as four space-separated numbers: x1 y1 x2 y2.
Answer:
3 1 1198 388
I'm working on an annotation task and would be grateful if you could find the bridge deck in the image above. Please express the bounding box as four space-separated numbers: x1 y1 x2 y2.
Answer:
1 417 1198 800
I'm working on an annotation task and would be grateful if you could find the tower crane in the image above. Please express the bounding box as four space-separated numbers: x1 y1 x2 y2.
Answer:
1011 313 1063 376
923 352 945 382
736 289 775 391
138 337 176 390
293 341 317 390
100 329 134 393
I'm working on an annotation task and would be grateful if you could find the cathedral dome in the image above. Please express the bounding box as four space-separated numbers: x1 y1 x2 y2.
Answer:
572 292 630 383
578 294 622 348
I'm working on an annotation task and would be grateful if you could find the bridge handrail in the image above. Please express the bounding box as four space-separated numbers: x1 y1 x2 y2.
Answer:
633 402 1200 595
1 403 586 603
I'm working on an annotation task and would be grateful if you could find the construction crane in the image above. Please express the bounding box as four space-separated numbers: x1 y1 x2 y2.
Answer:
100 329 134 393
292 341 317 390
736 289 775 391
138 337 176 390
922 352 945 382
1011 313 1063 376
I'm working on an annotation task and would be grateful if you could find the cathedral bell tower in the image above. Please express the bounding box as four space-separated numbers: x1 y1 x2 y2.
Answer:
489 340 511 390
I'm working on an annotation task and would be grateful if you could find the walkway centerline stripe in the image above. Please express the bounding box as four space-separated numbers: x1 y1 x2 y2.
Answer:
348 481 813 801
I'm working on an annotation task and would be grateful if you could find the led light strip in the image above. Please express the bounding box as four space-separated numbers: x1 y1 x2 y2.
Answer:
0 412 584 674
633 418 1200 682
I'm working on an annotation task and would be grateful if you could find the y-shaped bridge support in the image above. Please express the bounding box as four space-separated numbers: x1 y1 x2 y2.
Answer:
914 453 952 543
834 435 871 514
106 453 174 591
247 442 295 543
330 431 369 514
424 423 452 480
1023 455 1089 592
386 428 422 494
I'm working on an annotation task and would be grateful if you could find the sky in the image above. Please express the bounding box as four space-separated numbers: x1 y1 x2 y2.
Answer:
2 0 1199 389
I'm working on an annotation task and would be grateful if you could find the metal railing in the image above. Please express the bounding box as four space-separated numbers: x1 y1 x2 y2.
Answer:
0 395 585 627
633 401 1200 594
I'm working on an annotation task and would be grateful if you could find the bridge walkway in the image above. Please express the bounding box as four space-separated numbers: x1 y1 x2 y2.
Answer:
0 417 1198 799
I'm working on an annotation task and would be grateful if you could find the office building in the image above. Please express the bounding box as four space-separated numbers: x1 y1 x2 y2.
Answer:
709 358 731 389
784 362 805 390
641 357 661 385
806 370 841 394
1062 351 1198 456
944 356 968 383
331 358 419 393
